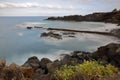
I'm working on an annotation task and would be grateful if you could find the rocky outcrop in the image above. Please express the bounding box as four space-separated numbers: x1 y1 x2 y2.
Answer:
27 27 33 29
40 58 52 69
0 43 120 80
60 51 92 65
21 52 93 80
41 31 62 39
46 9 120 25
22 43 120 80
22 56 40 70
92 43 120 67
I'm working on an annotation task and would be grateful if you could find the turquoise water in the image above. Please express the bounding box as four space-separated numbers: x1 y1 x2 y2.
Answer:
0 16 119 65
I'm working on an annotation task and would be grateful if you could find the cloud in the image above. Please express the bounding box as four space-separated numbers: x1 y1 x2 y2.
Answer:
0 2 73 10
0 2 39 8
41 5 73 10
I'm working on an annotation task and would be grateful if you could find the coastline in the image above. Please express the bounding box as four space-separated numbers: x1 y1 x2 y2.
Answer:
45 10 120 39
0 10 120 80
0 43 120 80
46 9 120 26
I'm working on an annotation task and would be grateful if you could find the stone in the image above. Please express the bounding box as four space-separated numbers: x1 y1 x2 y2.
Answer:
40 58 52 69
41 31 62 39
27 27 33 29
47 61 61 73
22 56 40 70
92 43 120 67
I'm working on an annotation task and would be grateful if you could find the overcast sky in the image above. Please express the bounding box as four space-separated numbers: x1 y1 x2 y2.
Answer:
0 0 120 16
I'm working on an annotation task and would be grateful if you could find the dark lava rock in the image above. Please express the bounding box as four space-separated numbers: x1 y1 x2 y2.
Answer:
61 54 74 65
23 43 120 80
27 27 33 29
40 58 52 69
40 58 52 74
71 51 92 61
32 68 45 80
22 56 40 70
92 43 120 67
41 31 62 39
60 51 92 65
47 60 62 73
62 32 76 38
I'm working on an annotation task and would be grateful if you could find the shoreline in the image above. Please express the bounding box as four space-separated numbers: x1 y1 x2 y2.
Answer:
30 26 120 39
45 9 120 39
0 43 120 80
46 9 120 26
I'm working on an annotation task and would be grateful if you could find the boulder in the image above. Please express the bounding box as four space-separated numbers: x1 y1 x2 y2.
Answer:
32 68 45 80
61 54 72 65
60 51 92 65
27 27 32 29
92 43 120 67
22 56 40 70
47 60 61 73
71 51 92 61
40 58 52 70
41 31 62 39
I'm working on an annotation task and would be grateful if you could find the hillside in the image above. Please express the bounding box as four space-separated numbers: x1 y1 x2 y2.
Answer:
46 9 120 25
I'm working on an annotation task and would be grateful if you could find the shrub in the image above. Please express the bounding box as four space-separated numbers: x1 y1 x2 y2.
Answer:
0 60 33 80
53 60 118 80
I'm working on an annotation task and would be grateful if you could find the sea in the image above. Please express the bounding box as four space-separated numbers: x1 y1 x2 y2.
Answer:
0 16 119 65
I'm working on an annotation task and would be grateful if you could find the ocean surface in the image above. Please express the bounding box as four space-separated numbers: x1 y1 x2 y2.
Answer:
0 16 119 65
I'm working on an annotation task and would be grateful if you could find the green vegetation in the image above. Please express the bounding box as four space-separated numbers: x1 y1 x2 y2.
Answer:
53 60 118 80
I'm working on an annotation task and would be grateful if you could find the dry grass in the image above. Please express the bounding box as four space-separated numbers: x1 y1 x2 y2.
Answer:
0 60 34 80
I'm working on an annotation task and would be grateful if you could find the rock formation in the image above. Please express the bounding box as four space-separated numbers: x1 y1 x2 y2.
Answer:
0 43 120 80
46 9 120 25
41 31 62 39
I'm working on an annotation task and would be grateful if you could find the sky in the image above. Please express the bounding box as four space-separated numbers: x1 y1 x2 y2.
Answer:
0 0 120 16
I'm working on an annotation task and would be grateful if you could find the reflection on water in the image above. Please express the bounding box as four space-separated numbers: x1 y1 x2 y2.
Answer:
0 16 119 65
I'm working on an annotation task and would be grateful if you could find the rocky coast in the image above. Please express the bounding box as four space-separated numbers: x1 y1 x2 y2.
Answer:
0 43 120 80
0 9 120 80
45 9 120 39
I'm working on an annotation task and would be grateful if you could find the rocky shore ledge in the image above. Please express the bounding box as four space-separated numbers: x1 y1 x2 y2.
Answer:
0 43 120 80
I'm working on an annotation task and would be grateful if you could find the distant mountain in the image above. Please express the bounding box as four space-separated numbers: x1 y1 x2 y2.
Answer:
46 9 120 25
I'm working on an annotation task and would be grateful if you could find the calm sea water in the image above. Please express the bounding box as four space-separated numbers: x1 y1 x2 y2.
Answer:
0 16 119 65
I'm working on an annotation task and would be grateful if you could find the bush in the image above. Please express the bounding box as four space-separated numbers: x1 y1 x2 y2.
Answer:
0 60 33 80
53 60 118 80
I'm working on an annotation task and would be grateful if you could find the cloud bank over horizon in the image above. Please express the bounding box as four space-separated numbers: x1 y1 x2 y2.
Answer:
0 0 119 16
0 2 73 10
